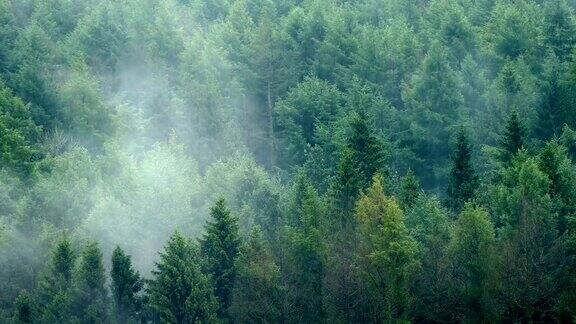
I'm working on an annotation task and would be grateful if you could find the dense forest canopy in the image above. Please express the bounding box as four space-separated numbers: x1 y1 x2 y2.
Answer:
1 0 576 322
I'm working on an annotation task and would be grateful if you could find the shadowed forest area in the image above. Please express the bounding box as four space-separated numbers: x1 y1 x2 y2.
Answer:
1 0 576 322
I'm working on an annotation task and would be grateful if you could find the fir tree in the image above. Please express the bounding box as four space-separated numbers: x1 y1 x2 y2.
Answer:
329 148 363 224
73 242 108 323
537 54 564 140
499 110 525 164
447 128 478 212
347 111 387 187
111 246 143 323
13 292 34 324
149 231 218 324
400 169 421 210
200 198 241 318
38 237 76 323
448 205 496 321
229 227 283 323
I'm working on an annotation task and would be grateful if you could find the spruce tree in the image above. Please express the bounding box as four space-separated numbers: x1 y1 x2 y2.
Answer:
400 169 421 210
149 231 218 324
229 227 283 323
111 246 143 323
38 237 76 323
200 198 241 318
347 111 387 187
448 205 496 321
536 54 563 140
13 292 34 324
329 148 363 224
499 110 525 164
447 128 478 212
73 242 109 323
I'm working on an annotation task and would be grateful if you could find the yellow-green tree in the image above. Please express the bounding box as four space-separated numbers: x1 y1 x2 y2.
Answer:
355 173 420 322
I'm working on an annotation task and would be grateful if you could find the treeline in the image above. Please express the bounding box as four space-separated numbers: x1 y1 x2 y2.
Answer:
1 0 576 322
11 119 576 323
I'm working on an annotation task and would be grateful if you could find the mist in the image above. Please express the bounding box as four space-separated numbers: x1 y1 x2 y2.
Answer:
1 0 576 322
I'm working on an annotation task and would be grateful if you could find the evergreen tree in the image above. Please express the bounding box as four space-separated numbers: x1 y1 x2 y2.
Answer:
200 198 241 318
38 237 76 323
537 54 564 140
560 125 576 161
492 154 559 321
229 227 283 323
447 128 478 212
538 141 576 232
347 110 387 187
149 231 218 324
402 41 464 189
499 110 525 164
283 224 326 323
355 173 420 322
406 195 452 322
73 242 108 323
329 148 363 225
399 169 421 210
13 292 34 324
111 246 143 323
448 205 496 322
283 171 326 323
543 0 576 59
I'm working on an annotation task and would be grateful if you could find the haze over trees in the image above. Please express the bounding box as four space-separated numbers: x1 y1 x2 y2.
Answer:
1 0 576 322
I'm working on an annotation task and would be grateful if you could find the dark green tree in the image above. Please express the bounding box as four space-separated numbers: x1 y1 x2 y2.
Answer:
406 195 452 322
499 110 525 164
0 84 42 175
73 242 108 323
111 246 143 323
447 128 478 212
200 198 241 318
448 205 496 322
149 231 218 324
328 148 363 225
347 110 387 187
399 169 421 210
38 237 76 323
543 0 576 59
536 54 564 140
13 292 34 324
229 227 283 323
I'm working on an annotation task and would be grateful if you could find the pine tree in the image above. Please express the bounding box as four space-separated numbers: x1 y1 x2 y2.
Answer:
447 128 478 212
499 110 525 164
537 54 564 140
492 154 559 321
38 237 76 323
329 148 363 225
347 111 387 187
355 173 420 322
448 205 496 321
283 214 326 323
73 242 109 323
400 169 421 210
111 246 143 323
402 41 464 188
288 171 324 229
13 292 34 324
543 0 576 59
229 227 283 323
406 195 452 322
149 231 218 324
200 198 241 318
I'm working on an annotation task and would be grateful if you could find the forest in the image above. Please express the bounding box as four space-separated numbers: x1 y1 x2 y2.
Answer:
1 0 576 322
